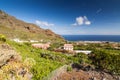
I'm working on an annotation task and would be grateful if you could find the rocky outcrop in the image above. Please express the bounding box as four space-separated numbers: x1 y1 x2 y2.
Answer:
43 65 68 80
57 69 120 80
0 44 20 67
0 44 32 80
56 64 120 80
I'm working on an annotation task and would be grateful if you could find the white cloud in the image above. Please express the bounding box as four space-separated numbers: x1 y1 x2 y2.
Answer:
35 20 54 27
72 16 91 26
76 16 84 25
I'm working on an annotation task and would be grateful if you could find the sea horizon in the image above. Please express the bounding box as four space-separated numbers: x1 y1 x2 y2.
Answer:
62 35 120 42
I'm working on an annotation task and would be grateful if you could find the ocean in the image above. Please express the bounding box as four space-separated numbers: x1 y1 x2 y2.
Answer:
62 35 120 42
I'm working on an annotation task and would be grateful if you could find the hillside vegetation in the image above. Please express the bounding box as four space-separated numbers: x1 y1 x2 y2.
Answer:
0 10 64 42
0 34 120 80
7 40 72 80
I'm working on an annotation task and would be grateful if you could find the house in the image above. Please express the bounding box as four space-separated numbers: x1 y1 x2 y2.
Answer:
64 44 73 51
13 38 20 42
74 50 91 54
30 40 38 43
13 38 28 43
32 43 50 49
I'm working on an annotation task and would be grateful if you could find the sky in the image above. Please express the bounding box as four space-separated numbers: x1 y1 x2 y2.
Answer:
0 0 120 35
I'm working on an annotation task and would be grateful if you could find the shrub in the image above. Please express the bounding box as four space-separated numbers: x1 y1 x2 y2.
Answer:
89 50 120 75
24 42 31 46
0 34 6 42
74 53 91 64
67 66 72 72
23 58 36 68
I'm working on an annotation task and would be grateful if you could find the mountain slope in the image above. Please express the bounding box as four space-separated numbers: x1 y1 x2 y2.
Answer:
0 10 64 42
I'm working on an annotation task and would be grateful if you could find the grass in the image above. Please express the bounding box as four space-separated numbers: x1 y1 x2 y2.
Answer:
6 40 120 79
0 25 64 42
7 40 72 80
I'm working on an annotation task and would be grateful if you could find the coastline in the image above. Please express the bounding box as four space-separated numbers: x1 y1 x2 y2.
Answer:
62 35 120 43
68 41 120 43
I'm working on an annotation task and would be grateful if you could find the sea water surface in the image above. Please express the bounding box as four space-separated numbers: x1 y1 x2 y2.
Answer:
62 35 120 42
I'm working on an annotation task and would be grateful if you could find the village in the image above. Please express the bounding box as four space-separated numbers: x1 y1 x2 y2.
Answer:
12 38 120 56
12 38 92 55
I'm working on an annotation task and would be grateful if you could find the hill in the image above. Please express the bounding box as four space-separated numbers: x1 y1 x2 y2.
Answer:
0 10 64 42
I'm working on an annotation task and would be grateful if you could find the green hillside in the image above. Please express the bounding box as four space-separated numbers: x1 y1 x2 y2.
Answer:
0 10 64 42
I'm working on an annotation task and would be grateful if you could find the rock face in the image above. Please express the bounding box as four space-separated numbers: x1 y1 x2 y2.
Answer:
56 64 120 80
0 44 32 80
57 69 120 80
0 10 64 41
0 44 20 67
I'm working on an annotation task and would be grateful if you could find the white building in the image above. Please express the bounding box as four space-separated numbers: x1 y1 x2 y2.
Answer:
30 40 38 43
12 38 28 43
64 44 73 51
74 50 91 54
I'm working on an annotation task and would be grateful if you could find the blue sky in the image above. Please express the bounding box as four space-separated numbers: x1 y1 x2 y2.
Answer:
0 0 120 35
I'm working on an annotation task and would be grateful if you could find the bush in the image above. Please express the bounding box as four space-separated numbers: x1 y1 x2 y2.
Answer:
89 50 120 75
23 58 36 68
24 42 31 46
67 66 72 72
0 34 6 42
74 53 91 64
